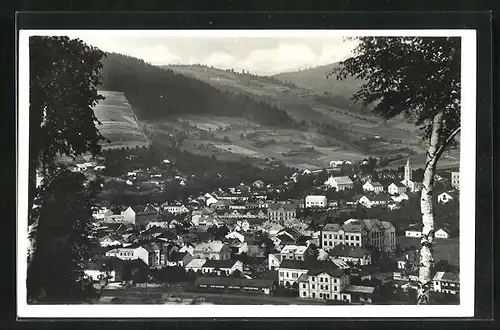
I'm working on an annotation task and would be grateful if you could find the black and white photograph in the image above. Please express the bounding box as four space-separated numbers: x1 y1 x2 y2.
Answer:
17 29 476 318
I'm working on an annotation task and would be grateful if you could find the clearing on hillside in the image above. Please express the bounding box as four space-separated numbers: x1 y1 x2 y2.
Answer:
94 91 149 150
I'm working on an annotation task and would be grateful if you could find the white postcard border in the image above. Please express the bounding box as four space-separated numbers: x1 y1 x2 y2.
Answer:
17 29 476 318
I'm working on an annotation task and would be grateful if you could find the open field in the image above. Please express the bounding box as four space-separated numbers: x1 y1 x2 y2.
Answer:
397 236 460 266
94 90 149 150
144 115 372 170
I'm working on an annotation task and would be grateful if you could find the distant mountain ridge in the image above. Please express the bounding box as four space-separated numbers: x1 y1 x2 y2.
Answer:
273 63 368 111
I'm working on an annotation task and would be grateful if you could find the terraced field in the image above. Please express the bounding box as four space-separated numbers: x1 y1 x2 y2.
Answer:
94 91 149 150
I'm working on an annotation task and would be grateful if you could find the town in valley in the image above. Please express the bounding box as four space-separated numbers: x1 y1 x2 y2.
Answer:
28 35 461 307
73 143 459 305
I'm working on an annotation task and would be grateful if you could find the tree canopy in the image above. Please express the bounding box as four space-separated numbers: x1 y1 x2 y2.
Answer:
29 36 106 172
100 52 296 128
27 171 99 302
331 37 461 147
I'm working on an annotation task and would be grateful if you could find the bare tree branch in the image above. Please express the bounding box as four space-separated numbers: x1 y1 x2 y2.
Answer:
434 127 461 161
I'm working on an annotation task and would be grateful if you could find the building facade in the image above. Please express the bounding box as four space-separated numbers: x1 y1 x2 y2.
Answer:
305 195 327 208
324 176 354 191
268 202 297 224
321 219 396 253
433 271 459 295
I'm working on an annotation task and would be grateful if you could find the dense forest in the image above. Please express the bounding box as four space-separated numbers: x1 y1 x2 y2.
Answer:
100 53 296 127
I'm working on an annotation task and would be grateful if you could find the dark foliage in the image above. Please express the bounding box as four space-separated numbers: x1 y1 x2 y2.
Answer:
27 171 99 303
100 53 296 128
29 36 106 216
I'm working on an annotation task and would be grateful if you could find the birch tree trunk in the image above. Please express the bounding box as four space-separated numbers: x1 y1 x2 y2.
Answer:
417 110 444 304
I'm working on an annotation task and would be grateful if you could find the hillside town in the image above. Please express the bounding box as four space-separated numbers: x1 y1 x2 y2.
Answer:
75 151 460 305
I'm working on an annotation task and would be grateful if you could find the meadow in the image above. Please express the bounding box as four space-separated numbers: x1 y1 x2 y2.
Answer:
94 90 149 150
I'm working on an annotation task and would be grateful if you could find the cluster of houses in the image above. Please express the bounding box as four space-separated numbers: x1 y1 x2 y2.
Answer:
82 156 459 303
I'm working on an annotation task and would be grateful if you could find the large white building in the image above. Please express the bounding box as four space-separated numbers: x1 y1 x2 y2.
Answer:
324 176 354 191
362 181 384 194
433 271 459 295
105 245 150 265
388 182 408 195
268 202 296 224
321 219 396 253
305 195 327 208
298 268 375 303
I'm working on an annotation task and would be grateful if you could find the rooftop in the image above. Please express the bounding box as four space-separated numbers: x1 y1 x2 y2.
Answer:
203 259 239 269
328 245 369 258
194 276 275 288
342 285 375 294
185 258 207 269
268 202 296 211
433 271 459 282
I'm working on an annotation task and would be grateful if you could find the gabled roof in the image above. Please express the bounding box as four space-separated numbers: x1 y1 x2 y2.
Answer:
202 259 239 269
328 245 369 258
390 182 407 188
278 259 338 272
268 202 296 211
307 268 345 278
322 223 341 232
194 241 227 253
406 223 423 231
326 176 353 185
194 276 275 288
433 271 459 282
342 285 375 294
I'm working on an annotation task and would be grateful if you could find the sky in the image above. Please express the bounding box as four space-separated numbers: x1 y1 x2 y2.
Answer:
73 35 358 75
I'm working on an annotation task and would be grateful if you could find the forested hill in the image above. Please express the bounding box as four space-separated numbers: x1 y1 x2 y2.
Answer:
99 52 296 127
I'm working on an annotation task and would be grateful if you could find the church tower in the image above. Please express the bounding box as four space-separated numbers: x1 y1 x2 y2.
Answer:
404 157 412 184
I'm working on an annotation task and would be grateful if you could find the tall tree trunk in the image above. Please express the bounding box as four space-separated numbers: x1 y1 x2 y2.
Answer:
417 110 444 304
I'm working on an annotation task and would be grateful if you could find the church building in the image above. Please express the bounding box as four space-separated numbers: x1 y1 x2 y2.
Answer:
401 158 423 193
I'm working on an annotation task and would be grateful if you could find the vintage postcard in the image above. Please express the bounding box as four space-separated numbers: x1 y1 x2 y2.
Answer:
17 29 476 318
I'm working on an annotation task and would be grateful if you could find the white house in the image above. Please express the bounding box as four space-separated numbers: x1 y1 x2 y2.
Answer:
84 260 116 282
268 253 281 270
200 259 243 276
388 182 408 195
164 204 189 214
225 230 245 243
105 246 150 265
206 196 218 207
433 271 459 295
324 176 354 191
280 245 311 261
405 225 422 238
184 258 207 273
363 181 384 194
437 192 455 204
392 192 409 203
305 195 327 208
435 228 450 239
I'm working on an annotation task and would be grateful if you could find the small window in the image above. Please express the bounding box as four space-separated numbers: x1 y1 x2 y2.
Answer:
325 285 329 290
320 285 323 290
312 284 315 289
319 293 323 298
334 286 338 291
302 291 306 297
302 283 306 289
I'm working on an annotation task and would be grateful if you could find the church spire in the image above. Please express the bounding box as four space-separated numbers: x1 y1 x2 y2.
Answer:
404 157 412 183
